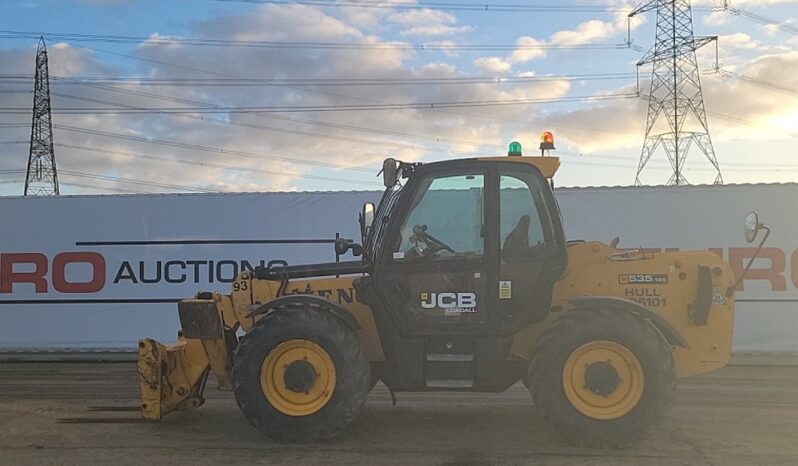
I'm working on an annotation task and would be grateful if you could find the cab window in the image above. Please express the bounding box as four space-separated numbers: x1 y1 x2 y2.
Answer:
499 171 547 261
395 173 484 260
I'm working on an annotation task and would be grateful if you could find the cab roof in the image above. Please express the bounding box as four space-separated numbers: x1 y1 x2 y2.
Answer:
477 156 560 178
419 156 560 179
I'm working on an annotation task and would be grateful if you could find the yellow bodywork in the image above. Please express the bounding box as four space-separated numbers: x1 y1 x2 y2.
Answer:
137 239 735 419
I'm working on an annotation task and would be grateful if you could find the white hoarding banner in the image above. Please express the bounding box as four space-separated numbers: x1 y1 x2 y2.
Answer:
0 191 375 349
556 184 798 352
1 184 796 352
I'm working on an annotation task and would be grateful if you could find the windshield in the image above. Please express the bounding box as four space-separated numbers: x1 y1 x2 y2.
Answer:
362 181 404 267
394 173 484 261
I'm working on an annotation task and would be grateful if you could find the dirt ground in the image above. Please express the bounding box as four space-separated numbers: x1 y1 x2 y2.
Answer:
1 358 797 465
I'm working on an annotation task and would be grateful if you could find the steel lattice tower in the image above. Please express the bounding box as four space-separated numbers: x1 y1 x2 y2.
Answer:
630 0 722 186
24 37 59 196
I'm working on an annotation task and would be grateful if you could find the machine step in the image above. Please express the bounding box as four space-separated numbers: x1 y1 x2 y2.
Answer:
425 379 474 389
424 350 474 389
425 353 474 362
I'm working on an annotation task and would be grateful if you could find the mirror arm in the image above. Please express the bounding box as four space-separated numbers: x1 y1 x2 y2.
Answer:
727 225 771 297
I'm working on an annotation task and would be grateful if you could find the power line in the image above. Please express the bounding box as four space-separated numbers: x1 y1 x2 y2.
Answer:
724 5 798 36
58 170 221 192
35 79 509 163
7 32 788 180
70 42 620 145
52 147 798 175
44 78 548 161
56 140 688 177
63 43 507 152
68 44 641 139
54 142 384 187
44 76 521 153
216 0 719 14
48 121 674 173
4 46 636 145
48 87 559 158
0 72 640 87
0 30 638 51
213 0 638 13
8 138 798 188
706 111 798 138
74 44 444 110
0 92 639 114
15 79 795 177
52 124 383 174
43 118 680 180
638 93 798 139
0 168 197 194
38 79 798 170
43 54 642 153
716 69 798 99
59 180 150 194
51 86 469 156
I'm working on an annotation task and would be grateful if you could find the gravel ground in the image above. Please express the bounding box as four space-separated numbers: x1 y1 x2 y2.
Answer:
1 359 797 465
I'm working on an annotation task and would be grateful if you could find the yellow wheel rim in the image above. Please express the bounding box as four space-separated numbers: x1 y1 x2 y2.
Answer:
260 339 336 417
562 340 644 420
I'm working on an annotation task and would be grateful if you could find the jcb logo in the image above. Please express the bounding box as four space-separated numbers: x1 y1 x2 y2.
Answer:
420 292 477 310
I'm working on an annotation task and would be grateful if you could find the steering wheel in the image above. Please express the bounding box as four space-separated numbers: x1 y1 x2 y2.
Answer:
412 225 456 255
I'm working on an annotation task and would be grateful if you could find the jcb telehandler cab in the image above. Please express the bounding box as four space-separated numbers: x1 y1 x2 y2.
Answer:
138 144 766 447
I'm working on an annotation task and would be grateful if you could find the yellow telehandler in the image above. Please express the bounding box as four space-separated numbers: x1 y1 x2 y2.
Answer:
137 138 768 447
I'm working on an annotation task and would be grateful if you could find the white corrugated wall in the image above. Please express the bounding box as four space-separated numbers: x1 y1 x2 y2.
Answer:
0 184 796 352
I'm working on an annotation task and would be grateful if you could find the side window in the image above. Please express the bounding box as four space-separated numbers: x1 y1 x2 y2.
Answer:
395 173 484 260
500 172 546 261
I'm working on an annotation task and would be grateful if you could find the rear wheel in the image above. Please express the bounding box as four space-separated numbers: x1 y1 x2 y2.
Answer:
528 308 675 448
233 306 370 442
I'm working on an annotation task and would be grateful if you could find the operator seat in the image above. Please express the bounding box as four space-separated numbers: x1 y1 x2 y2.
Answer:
502 214 530 260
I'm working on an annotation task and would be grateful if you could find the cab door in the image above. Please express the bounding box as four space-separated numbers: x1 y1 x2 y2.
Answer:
495 164 566 329
373 167 496 335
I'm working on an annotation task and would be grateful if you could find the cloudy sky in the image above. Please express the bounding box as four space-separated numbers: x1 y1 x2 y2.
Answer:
0 0 796 195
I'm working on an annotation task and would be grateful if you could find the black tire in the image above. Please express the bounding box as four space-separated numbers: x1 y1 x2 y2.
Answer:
528 308 675 448
232 306 370 442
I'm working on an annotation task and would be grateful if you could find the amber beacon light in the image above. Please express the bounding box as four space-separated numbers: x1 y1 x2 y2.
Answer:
539 131 555 155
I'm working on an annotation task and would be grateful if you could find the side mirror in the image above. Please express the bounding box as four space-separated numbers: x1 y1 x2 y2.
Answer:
334 238 363 257
729 211 772 296
382 158 398 188
744 211 764 243
360 202 375 240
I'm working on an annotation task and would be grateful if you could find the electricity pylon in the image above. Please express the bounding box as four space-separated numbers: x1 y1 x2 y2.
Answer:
24 37 59 196
630 0 722 186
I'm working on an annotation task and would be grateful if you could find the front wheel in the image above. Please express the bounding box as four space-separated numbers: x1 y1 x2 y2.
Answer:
528 308 675 448
232 306 370 442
